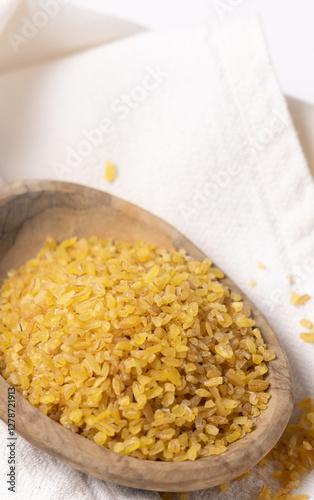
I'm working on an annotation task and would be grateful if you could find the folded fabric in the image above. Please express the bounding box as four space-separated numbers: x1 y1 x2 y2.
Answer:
0 1 314 498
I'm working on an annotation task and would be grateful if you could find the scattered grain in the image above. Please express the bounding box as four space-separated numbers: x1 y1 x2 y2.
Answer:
300 320 313 330
104 161 116 182
300 333 314 343
290 292 311 306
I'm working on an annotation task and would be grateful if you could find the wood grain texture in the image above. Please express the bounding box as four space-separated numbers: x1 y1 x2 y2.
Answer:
0 180 294 492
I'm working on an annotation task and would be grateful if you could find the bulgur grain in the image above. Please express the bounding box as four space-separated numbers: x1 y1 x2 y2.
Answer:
300 320 313 330
299 333 314 343
0 237 274 461
290 293 311 306
104 161 116 182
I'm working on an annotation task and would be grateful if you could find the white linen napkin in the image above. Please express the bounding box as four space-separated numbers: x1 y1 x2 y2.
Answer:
0 1 314 499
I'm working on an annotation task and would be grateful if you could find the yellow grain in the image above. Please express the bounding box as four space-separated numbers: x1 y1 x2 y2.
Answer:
300 333 314 343
104 160 117 182
257 262 266 269
290 292 311 306
0 236 273 462
300 319 313 329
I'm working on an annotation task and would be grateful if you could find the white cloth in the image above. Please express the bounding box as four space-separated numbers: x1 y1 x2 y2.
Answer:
0 1 314 499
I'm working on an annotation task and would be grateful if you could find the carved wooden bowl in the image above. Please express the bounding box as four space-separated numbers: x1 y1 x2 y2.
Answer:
0 180 294 492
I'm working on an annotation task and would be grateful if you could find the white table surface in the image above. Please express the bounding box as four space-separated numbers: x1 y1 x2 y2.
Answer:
75 0 314 106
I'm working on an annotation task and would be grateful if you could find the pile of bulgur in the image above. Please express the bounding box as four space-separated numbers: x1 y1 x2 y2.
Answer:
0 237 274 461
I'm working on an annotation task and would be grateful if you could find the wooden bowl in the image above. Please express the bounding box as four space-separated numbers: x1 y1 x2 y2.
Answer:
0 180 294 492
